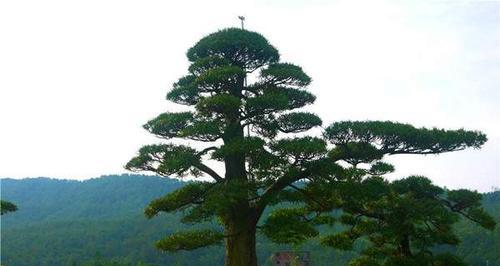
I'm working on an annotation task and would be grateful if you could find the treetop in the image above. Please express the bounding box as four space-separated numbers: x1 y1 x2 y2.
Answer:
187 28 280 70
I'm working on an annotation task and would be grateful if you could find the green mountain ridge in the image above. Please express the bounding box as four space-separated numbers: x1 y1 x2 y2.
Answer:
1 175 499 266
1 175 184 227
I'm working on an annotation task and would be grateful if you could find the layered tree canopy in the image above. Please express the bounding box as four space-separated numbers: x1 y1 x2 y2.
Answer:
126 28 493 266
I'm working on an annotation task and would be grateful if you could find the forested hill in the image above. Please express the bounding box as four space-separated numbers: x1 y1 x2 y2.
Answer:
1 175 499 266
1 174 183 228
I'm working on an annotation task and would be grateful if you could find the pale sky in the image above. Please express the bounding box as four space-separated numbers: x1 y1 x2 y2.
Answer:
0 0 498 192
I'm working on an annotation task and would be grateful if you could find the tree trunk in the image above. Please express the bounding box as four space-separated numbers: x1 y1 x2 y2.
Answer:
223 75 258 266
400 234 412 257
224 218 258 266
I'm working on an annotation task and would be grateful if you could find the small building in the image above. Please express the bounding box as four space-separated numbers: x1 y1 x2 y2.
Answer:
271 251 311 266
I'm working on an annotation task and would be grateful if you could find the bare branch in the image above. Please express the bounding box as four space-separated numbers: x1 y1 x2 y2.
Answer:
194 162 224 182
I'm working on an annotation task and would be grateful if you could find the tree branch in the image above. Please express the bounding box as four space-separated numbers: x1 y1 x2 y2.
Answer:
197 146 218 156
386 147 467 155
437 197 487 225
288 184 330 211
194 162 224 182
255 169 310 215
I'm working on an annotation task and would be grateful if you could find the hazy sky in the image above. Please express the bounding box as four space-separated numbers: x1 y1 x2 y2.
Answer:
1 0 498 192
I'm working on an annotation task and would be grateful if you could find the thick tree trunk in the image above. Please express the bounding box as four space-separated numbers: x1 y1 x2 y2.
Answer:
222 76 258 266
400 234 412 257
224 218 258 266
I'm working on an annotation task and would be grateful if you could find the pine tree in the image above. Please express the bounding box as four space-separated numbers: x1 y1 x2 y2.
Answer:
1 200 18 215
126 28 488 266
317 176 495 266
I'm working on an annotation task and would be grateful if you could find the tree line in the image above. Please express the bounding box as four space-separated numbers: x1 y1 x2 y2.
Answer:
1 175 498 265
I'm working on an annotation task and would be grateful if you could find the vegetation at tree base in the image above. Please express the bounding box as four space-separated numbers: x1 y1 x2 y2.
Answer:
125 28 494 265
0 199 17 215
1 175 499 266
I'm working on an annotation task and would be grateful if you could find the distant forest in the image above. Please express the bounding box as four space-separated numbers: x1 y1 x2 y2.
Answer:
1 174 499 266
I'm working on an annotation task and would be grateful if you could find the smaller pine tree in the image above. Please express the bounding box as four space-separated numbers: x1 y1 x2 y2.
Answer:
1 200 18 215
